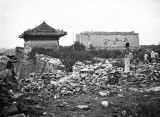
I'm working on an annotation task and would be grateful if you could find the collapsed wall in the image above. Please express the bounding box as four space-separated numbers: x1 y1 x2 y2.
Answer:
15 52 64 79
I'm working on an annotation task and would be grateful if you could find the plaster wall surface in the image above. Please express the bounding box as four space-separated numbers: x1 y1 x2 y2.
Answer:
76 33 139 50
24 40 59 53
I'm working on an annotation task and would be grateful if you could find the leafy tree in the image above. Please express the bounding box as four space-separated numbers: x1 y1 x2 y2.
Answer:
89 44 95 50
73 41 86 51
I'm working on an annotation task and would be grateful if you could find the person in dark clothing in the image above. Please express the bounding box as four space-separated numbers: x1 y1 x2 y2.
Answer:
6 60 13 69
5 55 18 84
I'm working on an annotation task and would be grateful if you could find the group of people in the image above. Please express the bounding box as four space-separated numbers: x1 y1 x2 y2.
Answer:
124 42 159 73
144 48 159 64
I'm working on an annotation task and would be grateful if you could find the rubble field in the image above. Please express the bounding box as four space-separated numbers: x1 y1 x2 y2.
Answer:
1 55 160 117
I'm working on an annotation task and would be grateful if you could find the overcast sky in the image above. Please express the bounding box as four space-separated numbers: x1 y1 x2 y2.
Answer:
0 0 160 48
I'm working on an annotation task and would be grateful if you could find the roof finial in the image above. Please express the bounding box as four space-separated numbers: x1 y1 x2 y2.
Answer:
43 21 46 23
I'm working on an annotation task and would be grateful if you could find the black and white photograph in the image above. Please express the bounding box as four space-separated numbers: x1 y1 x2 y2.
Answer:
0 0 160 117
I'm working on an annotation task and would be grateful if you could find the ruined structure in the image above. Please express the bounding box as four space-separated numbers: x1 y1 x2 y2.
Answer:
19 21 67 53
76 31 139 50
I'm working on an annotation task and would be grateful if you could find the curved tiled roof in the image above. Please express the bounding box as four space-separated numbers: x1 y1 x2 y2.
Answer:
19 21 67 38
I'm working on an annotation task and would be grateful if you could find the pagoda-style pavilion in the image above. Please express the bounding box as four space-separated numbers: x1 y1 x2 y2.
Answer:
19 21 67 53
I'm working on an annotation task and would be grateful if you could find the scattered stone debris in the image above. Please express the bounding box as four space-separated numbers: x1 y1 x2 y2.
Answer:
101 101 109 107
1 54 160 117
6 113 26 117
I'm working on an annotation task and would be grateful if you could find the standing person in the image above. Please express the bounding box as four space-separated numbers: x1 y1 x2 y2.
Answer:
155 51 159 63
144 51 150 64
151 48 156 63
124 42 131 73
5 55 18 84
129 51 133 64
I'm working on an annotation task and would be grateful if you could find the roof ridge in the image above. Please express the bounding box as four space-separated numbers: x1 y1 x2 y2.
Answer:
19 22 67 38
30 21 56 32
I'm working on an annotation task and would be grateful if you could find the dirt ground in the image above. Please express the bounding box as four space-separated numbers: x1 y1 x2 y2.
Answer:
31 90 160 117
